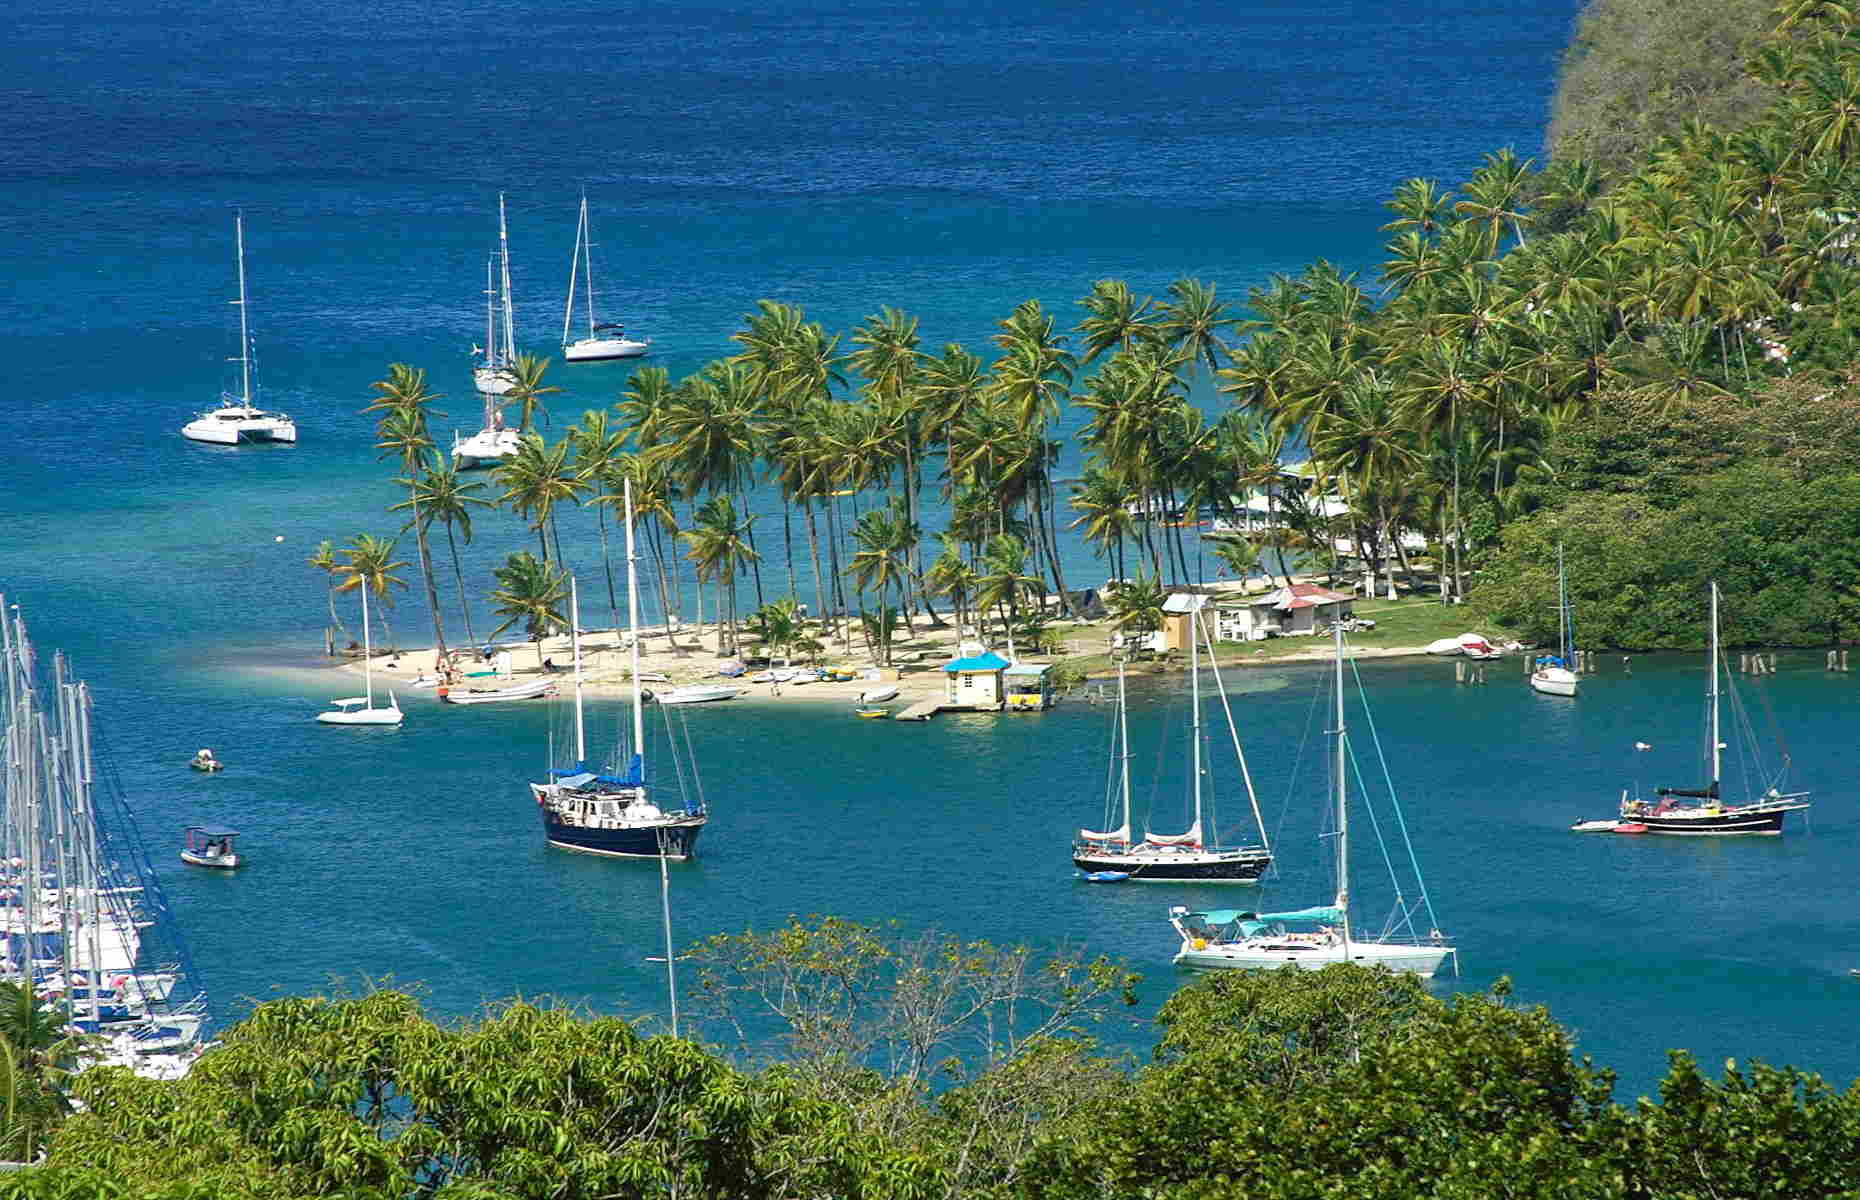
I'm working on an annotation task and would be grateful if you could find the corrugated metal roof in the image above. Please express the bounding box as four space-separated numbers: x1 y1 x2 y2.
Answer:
1003 662 1052 676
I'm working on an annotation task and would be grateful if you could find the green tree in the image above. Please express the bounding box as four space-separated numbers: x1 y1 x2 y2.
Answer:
681 495 760 655
305 539 348 644
365 363 449 662
489 550 567 666
494 433 585 563
334 533 407 648
505 352 561 434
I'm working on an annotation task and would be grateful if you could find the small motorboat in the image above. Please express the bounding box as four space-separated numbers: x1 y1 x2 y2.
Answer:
1424 637 1464 656
1570 818 1620 833
188 748 224 772
1457 632 1502 660
1080 870 1130 883
1612 822 1649 835
180 826 241 870
858 684 900 704
854 707 890 719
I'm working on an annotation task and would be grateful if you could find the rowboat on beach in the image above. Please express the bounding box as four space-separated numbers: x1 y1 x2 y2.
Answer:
439 678 558 705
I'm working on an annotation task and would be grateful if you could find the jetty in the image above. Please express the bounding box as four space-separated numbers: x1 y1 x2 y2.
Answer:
894 699 944 721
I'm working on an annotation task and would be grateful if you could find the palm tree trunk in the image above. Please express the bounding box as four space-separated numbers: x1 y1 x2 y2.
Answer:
1039 477 1081 619
736 488 766 611
782 502 798 599
596 501 620 633
803 501 829 636
445 524 477 646
407 492 449 661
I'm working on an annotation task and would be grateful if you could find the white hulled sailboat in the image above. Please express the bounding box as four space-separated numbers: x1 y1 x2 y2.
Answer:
1170 625 1456 976
181 213 297 445
1529 542 1579 697
471 194 521 397
316 585 403 725
561 193 650 362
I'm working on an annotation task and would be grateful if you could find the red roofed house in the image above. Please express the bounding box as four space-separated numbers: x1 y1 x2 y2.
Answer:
1217 583 1353 640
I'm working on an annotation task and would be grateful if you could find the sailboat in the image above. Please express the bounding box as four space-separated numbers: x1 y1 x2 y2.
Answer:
561 194 650 362
1169 625 1456 976
1073 595 1273 882
531 482 708 858
1529 543 1579 697
181 212 297 445
316 585 403 725
1616 582 1810 835
471 193 521 397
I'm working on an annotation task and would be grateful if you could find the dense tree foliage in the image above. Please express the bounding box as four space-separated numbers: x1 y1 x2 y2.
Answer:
1546 0 1777 177
20 961 1860 1198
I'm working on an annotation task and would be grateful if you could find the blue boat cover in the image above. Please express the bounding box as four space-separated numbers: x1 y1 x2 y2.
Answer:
1198 909 1255 925
1259 905 1345 924
600 754 643 786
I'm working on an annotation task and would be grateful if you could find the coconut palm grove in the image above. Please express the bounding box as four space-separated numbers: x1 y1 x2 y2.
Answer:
14 2 1860 1196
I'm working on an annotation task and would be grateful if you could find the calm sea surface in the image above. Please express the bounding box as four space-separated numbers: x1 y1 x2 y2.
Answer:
13 0 1855 1101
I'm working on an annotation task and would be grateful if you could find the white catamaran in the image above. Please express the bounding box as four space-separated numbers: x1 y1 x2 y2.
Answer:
1170 625 1456 976
1074 594 1273 882
181 212 297 446
316 585 403 726
561 193 650 362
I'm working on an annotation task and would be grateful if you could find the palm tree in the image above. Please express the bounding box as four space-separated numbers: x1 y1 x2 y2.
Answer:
570 409 629 631
489 551 568 667
1077 279 1160 362
391 454 489 648
365 363 449 662
1208 537 1259 585
847 508 915 642
306 539 348 645
924 532 979 635
973 533 1045 644
334 533 408 648
680 495 760 655
506 353 562 433
745 596 807 666
989 300 1078 616
849 306 930 620
494 433 585 562
1157 277 1236 376
1104 571 1167 644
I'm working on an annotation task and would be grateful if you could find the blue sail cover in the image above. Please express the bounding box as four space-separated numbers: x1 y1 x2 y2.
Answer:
1259 905 1345 924
599 754 644 786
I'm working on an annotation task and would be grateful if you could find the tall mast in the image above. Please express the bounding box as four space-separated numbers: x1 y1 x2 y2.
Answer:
1709 581 1721 790
1115 656 1132 842
1333 624 1353 947
498 193 516 365
1201 608 1270 858
625 478 646 764
233 211 252 407
361 585 374 707
570 576 585 766
562 197 582 349
485 255 498 368
1188 601 1203 844
582 194 598 339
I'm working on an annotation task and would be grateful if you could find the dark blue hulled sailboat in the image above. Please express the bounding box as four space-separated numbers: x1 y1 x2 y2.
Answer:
530 481 707 860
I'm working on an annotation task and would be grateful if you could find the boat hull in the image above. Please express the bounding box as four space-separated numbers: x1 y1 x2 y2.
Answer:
1617 798 1808 836
1073 846 1271 883
652 685 740 705
564 336 650 361
179 851 239 870
1175 938 1453 976
473 366 517 395
439 679 557 705
540 811 705 859
181 415 297 444
315 707 404 725
1529 667 1578 697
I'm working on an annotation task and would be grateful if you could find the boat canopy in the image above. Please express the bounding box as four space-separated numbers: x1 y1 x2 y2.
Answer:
1259 905 1345 924
185 825 239 838
549 753 644 788
1079 825 1130 841
553 771 599 788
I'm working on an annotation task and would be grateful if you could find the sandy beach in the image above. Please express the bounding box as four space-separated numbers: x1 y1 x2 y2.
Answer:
337 577 1488 709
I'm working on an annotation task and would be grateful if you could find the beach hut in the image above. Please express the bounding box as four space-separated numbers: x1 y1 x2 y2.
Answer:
943 650 1010 710
1003 662 1054 711
1254 583 1354 636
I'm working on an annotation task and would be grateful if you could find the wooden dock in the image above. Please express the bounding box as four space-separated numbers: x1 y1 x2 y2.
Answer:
894 699 944 722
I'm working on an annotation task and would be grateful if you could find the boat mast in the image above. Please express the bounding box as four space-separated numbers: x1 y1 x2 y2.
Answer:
497 193 516 367
625 478 646 765
1333 624 1353 947
1189 600 1203 844
1709 580 1721 791
1115 656 1132 842
570 576 585 766
361 585 374 707
562 197 582 350
1556 542 1569 661
233 211 252 408
581 194 598 340
1200 609 1270 858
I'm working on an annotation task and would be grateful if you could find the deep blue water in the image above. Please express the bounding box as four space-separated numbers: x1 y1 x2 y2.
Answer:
16 0 1853 1104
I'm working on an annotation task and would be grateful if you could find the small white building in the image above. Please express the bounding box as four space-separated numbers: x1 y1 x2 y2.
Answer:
1217 583 1354 639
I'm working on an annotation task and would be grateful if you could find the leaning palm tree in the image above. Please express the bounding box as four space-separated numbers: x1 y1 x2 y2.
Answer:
334 533 408 648
680 495 760 655
847 508 915 639
924 532 979 634
569 408 629 631
973 534 1045 644
365 363 449 661
306 539 348 644
489 551 568 667
506 353 562 433
391 453 490 647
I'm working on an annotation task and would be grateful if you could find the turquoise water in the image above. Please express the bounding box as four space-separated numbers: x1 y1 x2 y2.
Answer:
15 0 1859 1102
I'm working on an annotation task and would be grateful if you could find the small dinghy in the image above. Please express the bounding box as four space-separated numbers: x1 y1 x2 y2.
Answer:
180 826 241 870
1570 818 1620 833
188 748 224 772
1612 822 1649 835
1081 870 1130 883
854 707 889 719
858 684 900 704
